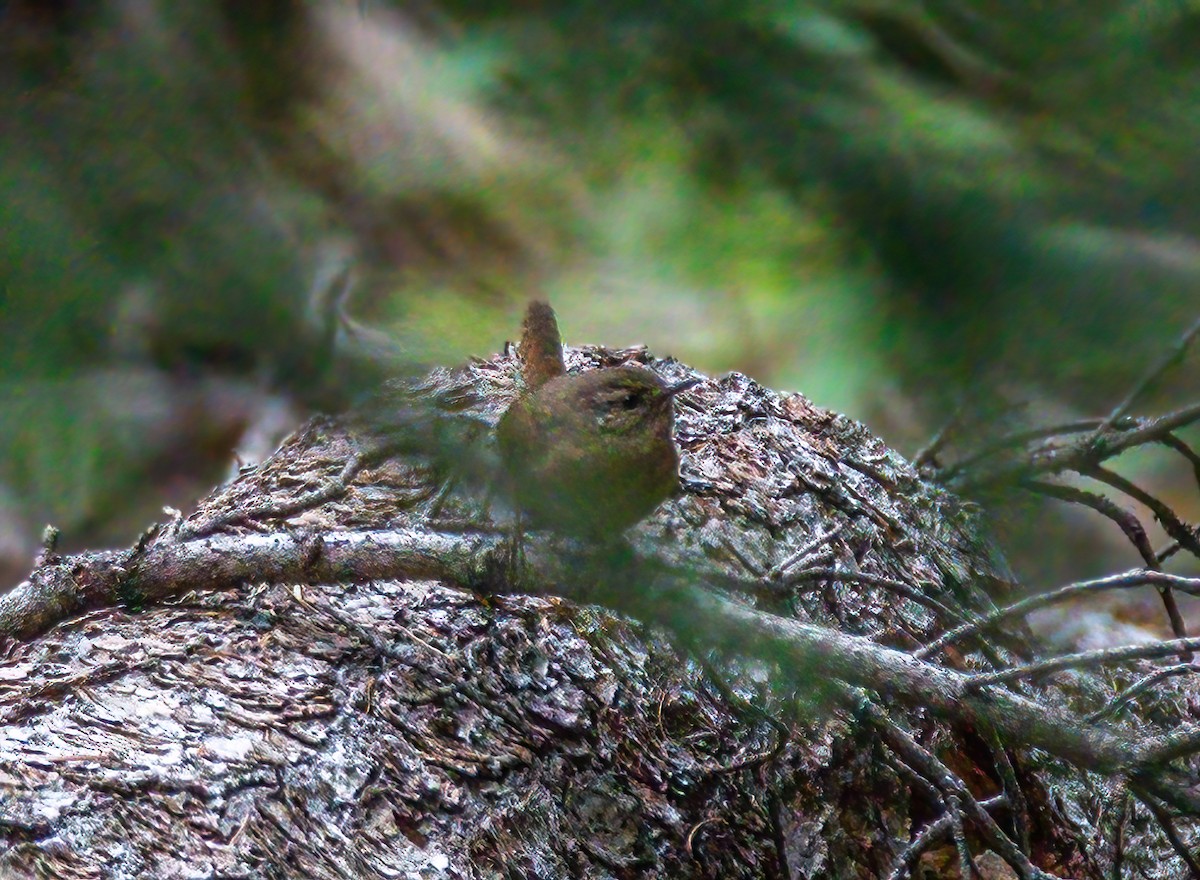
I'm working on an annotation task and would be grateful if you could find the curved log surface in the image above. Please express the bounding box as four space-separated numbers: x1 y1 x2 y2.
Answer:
1 344 1195 878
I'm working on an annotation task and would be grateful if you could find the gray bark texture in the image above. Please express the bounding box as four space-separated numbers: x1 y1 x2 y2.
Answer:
0 344 1196 879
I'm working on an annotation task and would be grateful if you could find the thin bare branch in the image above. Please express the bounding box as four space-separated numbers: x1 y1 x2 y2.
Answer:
981 721 1030 855
1130 789 1200 878
916 569 1200 660
949 401 1200 492
1158 433 1200 490
179 437 415 540
967 637 1200 690
1157 540 1184 564
946 793 975 880
1097 401 1200 457
1022 472 1189 649
1101 314 1200 429
0 528 502 641
771 524 845 576
913 406 967 469
781 567 971 626
1085 464 1196 647
1021 478 1156 566
937 418 1104 481
860 697 1051 880
7 526 1200 819
1136 722 1200 768
885 796 1007 880
1086 465 1200 562
1085 664 1198 723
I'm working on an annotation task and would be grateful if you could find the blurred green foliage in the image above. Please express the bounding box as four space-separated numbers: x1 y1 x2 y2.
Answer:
1 0 1199 585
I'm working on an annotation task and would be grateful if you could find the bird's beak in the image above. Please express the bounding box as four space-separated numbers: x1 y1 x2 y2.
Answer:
665 377 702 398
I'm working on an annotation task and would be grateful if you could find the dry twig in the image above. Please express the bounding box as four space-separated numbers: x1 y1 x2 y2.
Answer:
916 569 1200 660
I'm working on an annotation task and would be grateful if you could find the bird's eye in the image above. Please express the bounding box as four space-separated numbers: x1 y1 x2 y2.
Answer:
620 392 640 410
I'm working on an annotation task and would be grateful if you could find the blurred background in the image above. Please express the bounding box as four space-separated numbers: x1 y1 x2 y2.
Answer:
2 0 1199 638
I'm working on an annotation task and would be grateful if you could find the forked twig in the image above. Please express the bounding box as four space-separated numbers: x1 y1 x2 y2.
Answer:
1084 465 1196 649
179 437 412 540
858 695 1052 880
1016 476 1190 650
886 796 1007 880
937 418 1104 482
946 402 1200 493
980 720 1030 855
1085 466 1200 561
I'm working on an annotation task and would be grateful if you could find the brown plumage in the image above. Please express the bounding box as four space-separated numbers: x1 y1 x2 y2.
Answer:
498 302 696 538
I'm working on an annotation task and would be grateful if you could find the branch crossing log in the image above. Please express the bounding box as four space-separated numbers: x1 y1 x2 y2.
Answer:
2 344 1198 878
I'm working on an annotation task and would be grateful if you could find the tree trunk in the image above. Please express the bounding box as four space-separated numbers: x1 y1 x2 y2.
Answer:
0 344 1193 878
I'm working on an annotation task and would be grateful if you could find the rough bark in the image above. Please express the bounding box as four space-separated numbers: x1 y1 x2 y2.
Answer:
1 344 1196 879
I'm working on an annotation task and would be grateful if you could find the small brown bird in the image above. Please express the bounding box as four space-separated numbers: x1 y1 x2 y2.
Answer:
497 302 697 538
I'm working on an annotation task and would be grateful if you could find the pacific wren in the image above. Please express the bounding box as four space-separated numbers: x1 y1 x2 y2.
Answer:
497 302 697 538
